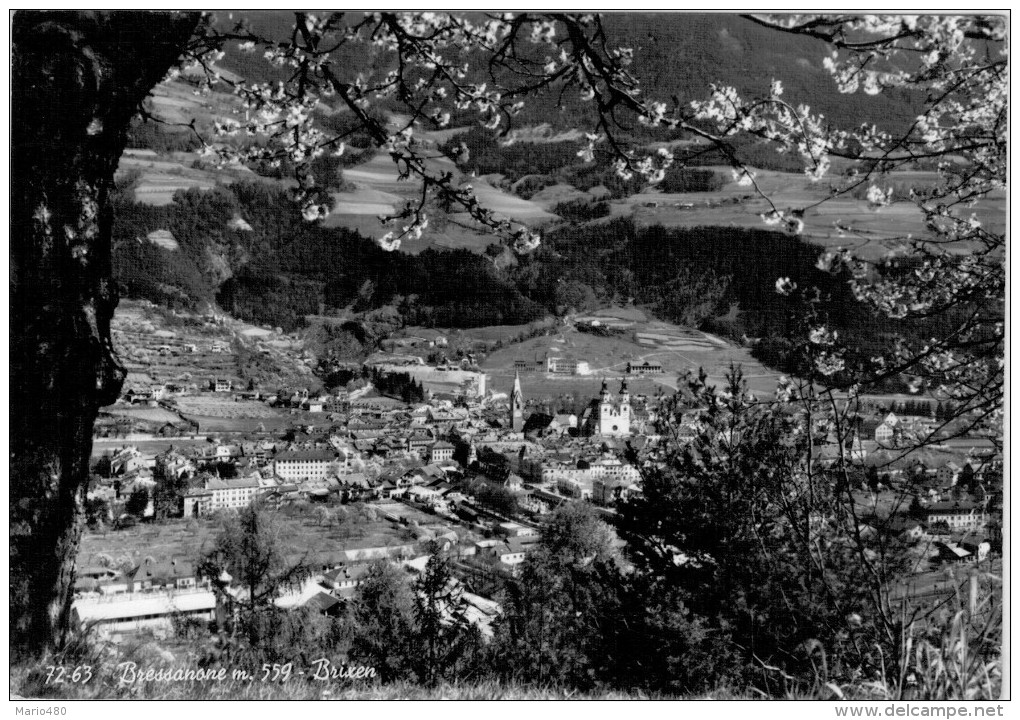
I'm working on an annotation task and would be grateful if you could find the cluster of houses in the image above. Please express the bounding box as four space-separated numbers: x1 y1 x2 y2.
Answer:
89 337 1005 648
74 547 505 640
863 411 939 447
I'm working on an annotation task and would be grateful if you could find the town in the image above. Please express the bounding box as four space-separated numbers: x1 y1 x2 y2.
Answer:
76 301 1003 644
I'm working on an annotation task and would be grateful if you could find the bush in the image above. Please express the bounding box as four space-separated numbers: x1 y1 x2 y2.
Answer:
552 198 611 223
658 167 725 193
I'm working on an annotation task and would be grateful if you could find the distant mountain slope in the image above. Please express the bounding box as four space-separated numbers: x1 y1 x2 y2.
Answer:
599 14 921 134
215 12 920 134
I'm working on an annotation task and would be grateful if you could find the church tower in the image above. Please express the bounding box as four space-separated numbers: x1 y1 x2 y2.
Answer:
510 370 525 432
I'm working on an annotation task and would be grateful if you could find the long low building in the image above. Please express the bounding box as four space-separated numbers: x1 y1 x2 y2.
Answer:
74 588 218 636
372 364 487 399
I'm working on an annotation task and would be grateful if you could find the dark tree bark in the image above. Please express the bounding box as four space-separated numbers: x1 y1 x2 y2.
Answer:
11 10 201 659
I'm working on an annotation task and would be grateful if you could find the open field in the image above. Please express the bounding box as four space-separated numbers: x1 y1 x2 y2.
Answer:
174 397 279 419
119 150 264 206
102 405 185 424
481 316 781 397
78 509 416 567
610 166 1004 262
174 414 293 434
445 319 559 344
145 78 240 125
322 149 557 253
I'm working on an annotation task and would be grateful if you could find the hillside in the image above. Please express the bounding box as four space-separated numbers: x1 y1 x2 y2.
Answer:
213 12 921 135
110 181 548 332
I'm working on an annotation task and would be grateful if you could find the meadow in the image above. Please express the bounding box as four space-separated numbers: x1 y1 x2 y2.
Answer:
480 312 781 398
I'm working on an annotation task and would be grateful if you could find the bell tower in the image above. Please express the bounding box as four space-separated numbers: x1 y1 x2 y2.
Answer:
511 370 525 432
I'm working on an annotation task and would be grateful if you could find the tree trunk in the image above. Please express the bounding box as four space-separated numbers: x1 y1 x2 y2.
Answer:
10 10 200 659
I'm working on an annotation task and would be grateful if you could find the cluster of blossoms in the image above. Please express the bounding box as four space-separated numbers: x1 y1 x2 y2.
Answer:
187 11 687 250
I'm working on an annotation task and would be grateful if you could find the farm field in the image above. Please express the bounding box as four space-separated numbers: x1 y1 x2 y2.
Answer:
102 405 185 425
322 149 558 253
118 148 262 206
611 166 1004 262
174 397 280 419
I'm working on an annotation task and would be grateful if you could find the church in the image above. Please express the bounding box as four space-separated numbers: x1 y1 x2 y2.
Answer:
581 379 631 437
510 370 526 432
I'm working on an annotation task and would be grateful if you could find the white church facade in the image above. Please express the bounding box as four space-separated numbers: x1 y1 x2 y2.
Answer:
581 379 631 437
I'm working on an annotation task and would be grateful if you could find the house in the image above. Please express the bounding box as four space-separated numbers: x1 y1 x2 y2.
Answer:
410 406 430 426
303 591 344 617
491 537 533 569
407 430 435 455
302 399 325 413
210 378 232 393
935 542 973 564
123 558 199 593
109 447 145 476
936 461 962 489
627 360 664 375
338 473 373 499
320 564 371 592
925 500 982 533
429 441 455 464
74 566 122 594
874 421 897 445
427 407 469 424
406 484 444 506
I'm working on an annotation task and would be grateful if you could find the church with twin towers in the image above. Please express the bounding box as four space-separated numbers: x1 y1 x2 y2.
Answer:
510 371 631 437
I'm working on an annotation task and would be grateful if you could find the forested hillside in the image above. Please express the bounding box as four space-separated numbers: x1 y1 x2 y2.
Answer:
111 181 546 331
509 217 967 389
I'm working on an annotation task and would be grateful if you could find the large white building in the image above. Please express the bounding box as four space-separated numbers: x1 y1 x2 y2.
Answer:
273 449 343 481
182 475 261 517
581 379 631 437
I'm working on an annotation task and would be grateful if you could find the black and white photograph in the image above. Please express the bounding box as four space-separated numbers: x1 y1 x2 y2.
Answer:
9 9 1007 708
